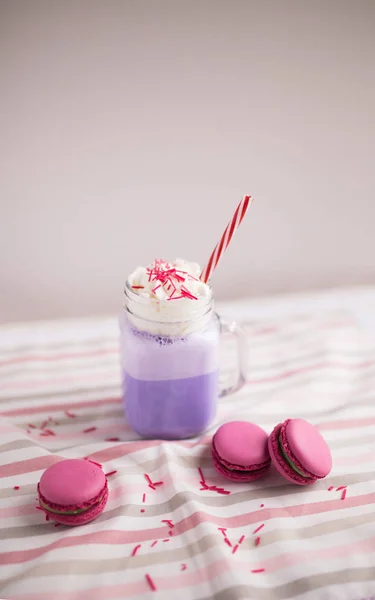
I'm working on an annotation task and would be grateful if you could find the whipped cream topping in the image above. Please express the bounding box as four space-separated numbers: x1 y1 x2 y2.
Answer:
125 259 212 335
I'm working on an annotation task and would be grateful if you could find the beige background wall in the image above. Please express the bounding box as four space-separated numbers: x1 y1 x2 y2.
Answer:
1 0 374 322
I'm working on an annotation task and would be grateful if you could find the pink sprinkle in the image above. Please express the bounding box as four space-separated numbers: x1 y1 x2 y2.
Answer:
145 574 157 592
169 530 173 536
151 540 158 547
181 563 187 571
224 538 232 547
148 484 156 490
198 468 206 485
132 544 141 556
163 539 170 543
232 544 239 554
260 503 264 508
27 430 31 434
152 285 161 293
215 488 231 495
132 286 144 289
336 486 347 491
238 535 245 544
36 506 43 511
153 481 164 486
13 486 20 490
83 427 97 433
105 470 117 477
162 520 174 528
144 474 153 485
142 493 146 503
251 569 265 573
253 524 264 535
45 514 49 521
328 486 334 491
28 424 37 429
255 536 261 547
218 527 227 537
140 509 145 513
54 523 60 527
105 437 120 442
65 410 76 418
44 429 56 436
40 420 48 429
341 488 347 500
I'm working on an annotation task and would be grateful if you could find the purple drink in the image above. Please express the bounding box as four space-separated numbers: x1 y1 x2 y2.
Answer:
120 259 246 440
120 317 219 439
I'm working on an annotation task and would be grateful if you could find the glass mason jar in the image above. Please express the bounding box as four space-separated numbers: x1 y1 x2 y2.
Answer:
120 282 247 440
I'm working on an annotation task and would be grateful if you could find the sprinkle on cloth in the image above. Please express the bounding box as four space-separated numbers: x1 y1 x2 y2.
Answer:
224 538 232 548
82 427 97 433
104 470 117 477
336 486 346 491
251 569 265 574
65 410 76 418
238 535 245 544
145 574 157 592
13 486 20 490
232 544 239 555
255 536 261 547
105 437 120 442
142 493 146 503
151 541 158 548
198 468 231 495
162 520 174 528
260 503 265 508
341 488 347 500
253 524 265 535
328 486 334 491
181 564 187 571
131 545 141 556
140 509 145 513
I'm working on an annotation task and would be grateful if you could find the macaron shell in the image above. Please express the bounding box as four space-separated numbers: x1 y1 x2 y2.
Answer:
46 485 108 526
285 419 332 478
213 421 270 466
39 459 106 506
268 424 317 485
212 444 270 482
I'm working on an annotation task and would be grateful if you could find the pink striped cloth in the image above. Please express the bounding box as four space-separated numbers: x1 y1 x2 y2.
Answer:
1 289 375 600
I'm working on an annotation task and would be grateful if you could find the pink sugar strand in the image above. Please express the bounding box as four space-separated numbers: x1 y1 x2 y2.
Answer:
163 539 170 543
328 486 334 491
341 488 347 500
251 569 265 574
13 486 20 490
65 410 76 418
144 474 153 485
238 535 245 544
224 538 232 547
142 493 146 503
131 544 141 556
232 544 239 555
153 481 164 486
260 503 264 508
105 470 117 477
28 424 37 429
255 536 261 547
181 563 187 571
148 484 156 490
83 426 97 433
140 509 145 513
198 468 206 485
200 195 253 283
151 540 158 547
253 524 265 535
87 459 102 468
105 437 120 442
336 486 347 491
169 530 173 536
162 520 174 528
145 574 157 592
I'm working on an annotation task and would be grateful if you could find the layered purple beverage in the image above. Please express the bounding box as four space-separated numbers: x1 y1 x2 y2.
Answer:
120 259 220 439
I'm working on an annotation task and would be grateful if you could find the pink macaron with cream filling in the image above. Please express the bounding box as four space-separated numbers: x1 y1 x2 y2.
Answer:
212 421 271 482
268 418 332 485
38 459 108 525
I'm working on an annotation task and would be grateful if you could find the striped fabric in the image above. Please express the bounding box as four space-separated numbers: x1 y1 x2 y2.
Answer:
1 290 375 600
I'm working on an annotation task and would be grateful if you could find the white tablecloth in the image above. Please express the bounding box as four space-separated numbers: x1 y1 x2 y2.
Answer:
1 287 375 600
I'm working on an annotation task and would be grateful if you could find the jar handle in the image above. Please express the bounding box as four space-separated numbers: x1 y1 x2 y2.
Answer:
218 315 248 397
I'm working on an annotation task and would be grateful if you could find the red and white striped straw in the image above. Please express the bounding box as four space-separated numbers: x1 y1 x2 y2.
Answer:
200 195 253 284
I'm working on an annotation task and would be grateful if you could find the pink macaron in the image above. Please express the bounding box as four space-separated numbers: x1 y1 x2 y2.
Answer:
38 459 109 525
268 418 332 485
212 421 271 482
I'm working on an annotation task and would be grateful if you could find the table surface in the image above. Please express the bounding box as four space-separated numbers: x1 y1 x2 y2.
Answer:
1 286 375 600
